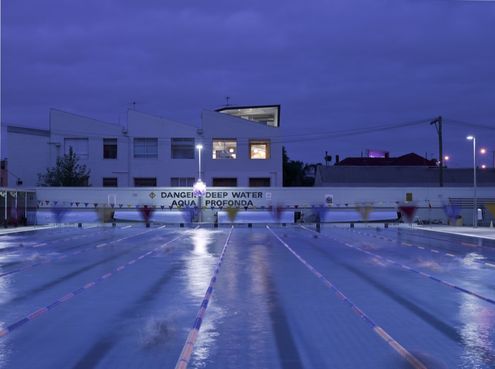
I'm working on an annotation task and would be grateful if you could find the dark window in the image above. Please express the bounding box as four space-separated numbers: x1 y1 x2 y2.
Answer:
134 138 158 158
103 177 118 187
249 177 271 187
171 138 195 159
134 177 157 187
103 138 118 159
212 178 237 187
170 177 195 187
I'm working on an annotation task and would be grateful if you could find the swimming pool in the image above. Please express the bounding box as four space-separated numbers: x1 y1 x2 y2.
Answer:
0 224 493 368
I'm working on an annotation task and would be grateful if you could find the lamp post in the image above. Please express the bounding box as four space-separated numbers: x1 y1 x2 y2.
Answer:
193 144 206 222
467 136 477 228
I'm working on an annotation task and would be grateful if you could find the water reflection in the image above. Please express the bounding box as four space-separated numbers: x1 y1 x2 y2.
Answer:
0 276 11 368
459 294 495 368
183 228 225 367
184 229 217 299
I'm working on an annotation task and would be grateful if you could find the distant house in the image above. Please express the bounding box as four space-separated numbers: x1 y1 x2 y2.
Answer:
315 152 495 187
335 152 437 167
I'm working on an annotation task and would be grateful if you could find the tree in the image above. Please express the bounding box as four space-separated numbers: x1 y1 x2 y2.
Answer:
283 146 305 186
38 147 91 186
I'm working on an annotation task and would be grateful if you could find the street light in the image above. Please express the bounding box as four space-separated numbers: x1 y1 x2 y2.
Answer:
193 144 206 197
466 136 477 228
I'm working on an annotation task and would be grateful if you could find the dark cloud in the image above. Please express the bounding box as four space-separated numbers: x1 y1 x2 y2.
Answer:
2 0 494 165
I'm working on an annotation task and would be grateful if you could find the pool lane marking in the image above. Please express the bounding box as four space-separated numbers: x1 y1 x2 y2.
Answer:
0 228 155 279
267 226 427 369
302 226 495 306
30 227 111 248
0 229 190 339
175 226 234 369
349 228 495 270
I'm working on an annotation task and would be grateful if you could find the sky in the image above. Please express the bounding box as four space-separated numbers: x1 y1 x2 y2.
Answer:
2 0 495 167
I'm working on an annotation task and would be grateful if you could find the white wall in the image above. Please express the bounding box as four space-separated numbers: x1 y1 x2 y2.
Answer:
50 109 129 186
35 186 495 225
201 110 282 186
6 127 50 188
127 110 198 185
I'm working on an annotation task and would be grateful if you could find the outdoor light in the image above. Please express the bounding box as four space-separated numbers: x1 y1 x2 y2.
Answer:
193 143 206 197
466 135 477 228
480 148 487 155
481 164 487 169
444 155 450 161
193 179 207 197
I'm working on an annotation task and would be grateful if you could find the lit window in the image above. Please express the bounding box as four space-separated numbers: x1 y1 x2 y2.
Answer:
64 138 89 159
212 139 237 159
171 138 195 159
134 138 158 159
250 140 270 159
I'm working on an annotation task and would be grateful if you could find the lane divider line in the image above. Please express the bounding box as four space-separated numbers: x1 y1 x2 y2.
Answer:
302 226 495 306
267 226 427 369
0 228 155 279
0 228 192 338
175 226 234 369
349 228 495 269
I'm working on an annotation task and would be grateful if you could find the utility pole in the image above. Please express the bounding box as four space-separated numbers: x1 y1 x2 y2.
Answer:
430 116 443 187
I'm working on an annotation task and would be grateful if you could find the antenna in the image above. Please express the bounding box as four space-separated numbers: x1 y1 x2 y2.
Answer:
225 96 231 107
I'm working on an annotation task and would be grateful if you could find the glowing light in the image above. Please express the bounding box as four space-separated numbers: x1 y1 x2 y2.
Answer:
444 155 450 161
481 164 487 169
196 144 203 150
480 148 487 154
193 179 206 197
467 135 474 141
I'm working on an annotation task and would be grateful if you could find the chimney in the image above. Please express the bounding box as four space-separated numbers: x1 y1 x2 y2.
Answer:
335 154 340 164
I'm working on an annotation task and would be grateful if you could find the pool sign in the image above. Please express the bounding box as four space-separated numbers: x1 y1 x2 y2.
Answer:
160 190 265 208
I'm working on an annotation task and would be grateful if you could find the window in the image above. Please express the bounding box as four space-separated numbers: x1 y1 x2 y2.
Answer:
249 177 271 187
250 140 270 159
103 177 118 187
64 138 89 159
212 139 237 159
171 177 195 187
134 177 157 187
171 138 195 159
212 178 237 187
103 138 118 159
134 138 158 158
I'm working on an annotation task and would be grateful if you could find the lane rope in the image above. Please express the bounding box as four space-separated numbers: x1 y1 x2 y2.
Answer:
175 226 234 369
0 226 189 338
267 226 427 369
301 226 495 306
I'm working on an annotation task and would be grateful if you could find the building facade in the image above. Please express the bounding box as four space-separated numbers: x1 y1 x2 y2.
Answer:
4 105 283 188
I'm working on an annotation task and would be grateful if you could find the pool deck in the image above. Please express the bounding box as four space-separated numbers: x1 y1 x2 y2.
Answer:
414 224 495 240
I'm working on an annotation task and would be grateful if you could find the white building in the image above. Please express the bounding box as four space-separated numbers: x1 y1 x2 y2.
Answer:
3 105 283 188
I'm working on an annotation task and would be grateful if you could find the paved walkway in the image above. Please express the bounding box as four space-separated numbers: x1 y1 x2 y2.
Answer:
0 225 62 235
415 225 495 240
